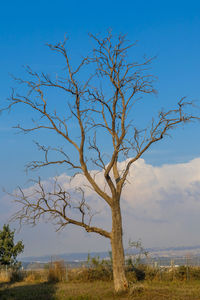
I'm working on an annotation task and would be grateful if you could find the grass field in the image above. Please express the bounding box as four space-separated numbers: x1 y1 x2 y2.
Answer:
1 280 200 299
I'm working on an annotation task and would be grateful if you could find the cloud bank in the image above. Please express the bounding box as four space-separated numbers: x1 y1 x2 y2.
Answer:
1 157 200 255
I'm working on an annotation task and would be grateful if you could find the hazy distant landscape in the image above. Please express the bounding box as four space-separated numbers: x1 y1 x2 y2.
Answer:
20 244 200 264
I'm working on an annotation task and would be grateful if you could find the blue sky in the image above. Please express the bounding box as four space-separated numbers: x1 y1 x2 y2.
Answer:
0 0 200 256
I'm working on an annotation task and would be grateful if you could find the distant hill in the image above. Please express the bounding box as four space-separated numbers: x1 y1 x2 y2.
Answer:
21 251 110 263
20 245 200 264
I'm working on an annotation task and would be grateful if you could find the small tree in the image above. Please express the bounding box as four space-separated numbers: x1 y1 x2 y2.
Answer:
0 224 24 267
2 32 199 292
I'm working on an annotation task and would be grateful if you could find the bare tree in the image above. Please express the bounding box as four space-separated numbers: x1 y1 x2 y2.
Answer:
3 32 199 292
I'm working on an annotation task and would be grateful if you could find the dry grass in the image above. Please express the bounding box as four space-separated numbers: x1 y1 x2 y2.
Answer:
1 280 200 299
0 270 10 283
1 265 200 299
24 270 47 283
47 261 67 283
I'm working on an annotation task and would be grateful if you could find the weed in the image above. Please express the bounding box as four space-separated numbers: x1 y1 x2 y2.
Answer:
47 260 67 283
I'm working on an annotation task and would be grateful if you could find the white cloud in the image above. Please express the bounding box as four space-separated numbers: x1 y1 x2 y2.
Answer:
1 157 200 255
122 158 200 220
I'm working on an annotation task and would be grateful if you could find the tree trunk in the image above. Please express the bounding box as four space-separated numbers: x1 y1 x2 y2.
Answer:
111 202 128 293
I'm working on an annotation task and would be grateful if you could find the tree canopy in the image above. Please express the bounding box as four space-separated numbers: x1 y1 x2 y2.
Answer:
0 224 24 267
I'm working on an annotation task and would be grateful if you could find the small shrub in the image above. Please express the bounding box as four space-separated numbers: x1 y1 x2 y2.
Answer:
83 256 112 281
47 260 67 282
68 256 113 282
9 269 24 282
190 267 200 280
126 262 146 282
175 266 188 280
173 265 200 281
69 266 112 282
133 265 146 281
144 266 160 281
24 270 46 282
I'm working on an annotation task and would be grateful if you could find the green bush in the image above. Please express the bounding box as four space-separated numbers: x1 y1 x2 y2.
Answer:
125 258 146 282
9 269 24 282
133 265 146 281
144 266 160 281
70 265 112 282
68 256 113 282
174 266 200 281
174 266 188 280
189 267 200 280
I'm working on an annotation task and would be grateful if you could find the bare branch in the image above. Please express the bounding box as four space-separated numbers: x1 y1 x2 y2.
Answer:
10 178 111 239
119 98 200 188
26 141 81 172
